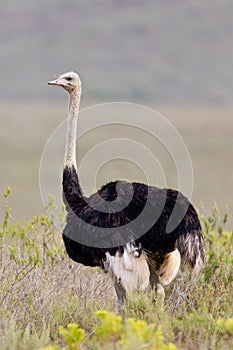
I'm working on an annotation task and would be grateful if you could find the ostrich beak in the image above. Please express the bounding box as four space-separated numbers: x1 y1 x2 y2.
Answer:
48 79 62 86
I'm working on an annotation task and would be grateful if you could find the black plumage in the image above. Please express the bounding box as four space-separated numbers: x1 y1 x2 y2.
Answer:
62 165 204 271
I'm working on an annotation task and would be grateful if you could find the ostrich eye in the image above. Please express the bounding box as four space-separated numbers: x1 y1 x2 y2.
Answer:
65 77 73 81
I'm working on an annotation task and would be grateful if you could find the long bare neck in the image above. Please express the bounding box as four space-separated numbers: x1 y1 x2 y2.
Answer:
63 87 84 204
64 89 81 169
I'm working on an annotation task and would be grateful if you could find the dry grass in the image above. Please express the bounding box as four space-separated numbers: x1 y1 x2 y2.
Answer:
1 197 232 349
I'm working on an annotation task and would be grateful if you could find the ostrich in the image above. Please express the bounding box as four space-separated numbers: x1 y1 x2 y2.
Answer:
48 71 205 305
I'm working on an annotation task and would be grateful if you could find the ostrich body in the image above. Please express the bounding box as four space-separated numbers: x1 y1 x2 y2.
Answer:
48 72 205 305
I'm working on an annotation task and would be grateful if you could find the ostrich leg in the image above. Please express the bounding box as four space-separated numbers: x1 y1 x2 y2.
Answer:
113 277 126 306
148 263 165 300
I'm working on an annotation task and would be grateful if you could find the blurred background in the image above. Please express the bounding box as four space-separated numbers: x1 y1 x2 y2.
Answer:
0 0 232 223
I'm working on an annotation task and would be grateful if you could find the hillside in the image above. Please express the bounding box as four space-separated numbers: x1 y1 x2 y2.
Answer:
0 0 233 103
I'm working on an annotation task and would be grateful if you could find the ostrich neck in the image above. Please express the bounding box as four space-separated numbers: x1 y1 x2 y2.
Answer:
64 89 81 170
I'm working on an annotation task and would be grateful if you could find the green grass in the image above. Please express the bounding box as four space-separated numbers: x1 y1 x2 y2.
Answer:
0 191 232 349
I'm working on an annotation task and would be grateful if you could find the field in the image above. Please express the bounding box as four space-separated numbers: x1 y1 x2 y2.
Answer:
1 191 233 349
1 1 233 348
1 102 233 349
1 102 233 224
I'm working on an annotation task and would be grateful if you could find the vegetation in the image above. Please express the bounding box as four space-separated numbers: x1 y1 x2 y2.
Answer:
0 189 232 349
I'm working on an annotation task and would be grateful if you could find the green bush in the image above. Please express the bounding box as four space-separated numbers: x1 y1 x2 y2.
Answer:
40 310 177 350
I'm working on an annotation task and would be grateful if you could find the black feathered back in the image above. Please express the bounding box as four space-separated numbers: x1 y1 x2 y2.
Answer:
62 166 205 271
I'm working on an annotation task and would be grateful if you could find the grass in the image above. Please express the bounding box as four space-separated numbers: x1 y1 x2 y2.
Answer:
0 190 233 349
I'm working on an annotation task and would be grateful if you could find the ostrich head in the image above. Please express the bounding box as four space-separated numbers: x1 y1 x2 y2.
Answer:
48 71 81 93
